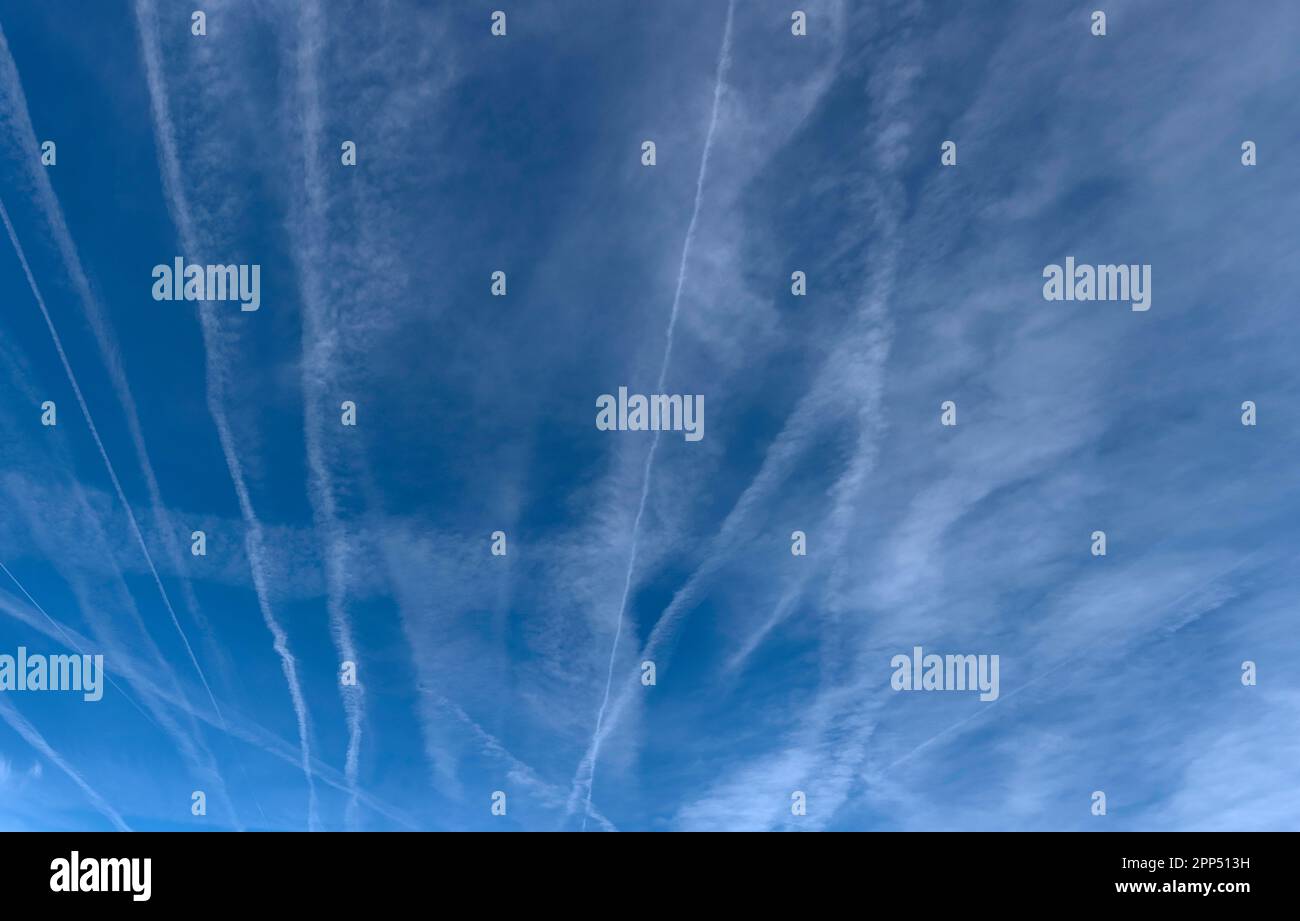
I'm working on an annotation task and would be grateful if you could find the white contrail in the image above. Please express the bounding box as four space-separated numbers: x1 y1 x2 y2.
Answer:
290 0 365 827
571 212 900 826
133 0 319 829
0 560 160 730
570 5 908 817
0 589 418 829
439 693 619 832
0 697 131 831
0 197 225 731
5 474 246 829
573 0 736 828
562 366 839 823
0 24 231 693
368 506 611 828
0 201 243 826
0 26 264 825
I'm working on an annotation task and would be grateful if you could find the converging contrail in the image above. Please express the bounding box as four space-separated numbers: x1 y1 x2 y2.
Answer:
134 0 320 829
571 0 736 829
0 197 225 731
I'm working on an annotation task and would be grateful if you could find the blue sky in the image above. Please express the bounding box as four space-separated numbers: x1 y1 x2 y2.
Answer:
0 0 1298 832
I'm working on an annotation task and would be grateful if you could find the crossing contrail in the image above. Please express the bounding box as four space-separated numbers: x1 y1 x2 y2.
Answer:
0 196 225 730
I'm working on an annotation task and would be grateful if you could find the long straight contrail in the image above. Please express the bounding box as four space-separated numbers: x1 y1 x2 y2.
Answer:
578 20 910 800
0 697 131 831
0 590 419 830
3 439 246 828
0 197 224 731
572 0 736 828
0 203 243 827
133 0 319 829
0 24 231 694
0 560 160 730
0 26 267 826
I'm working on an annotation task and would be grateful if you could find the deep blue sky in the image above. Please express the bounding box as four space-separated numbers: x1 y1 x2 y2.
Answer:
0 0 1298 831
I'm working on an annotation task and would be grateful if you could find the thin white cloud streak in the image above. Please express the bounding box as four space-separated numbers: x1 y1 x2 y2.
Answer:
569 277 897 827
0 697 131 832
650 0 735 392
0 590 417 830
237 0 624 826
0 472 371 604
0 195 244 825
288 0 364 828
576 23 922 829
0 25 266 825
565 381 854 805
0 560 161 732
4 483 244 829
0 24 232 695
440 693 618 832
726 333 892 674
571 0 737 829
371 517 616 829
133 0 319 830
0 196 226 731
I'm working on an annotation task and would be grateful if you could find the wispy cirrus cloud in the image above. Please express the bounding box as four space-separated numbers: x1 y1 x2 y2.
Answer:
0 0 1295 833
